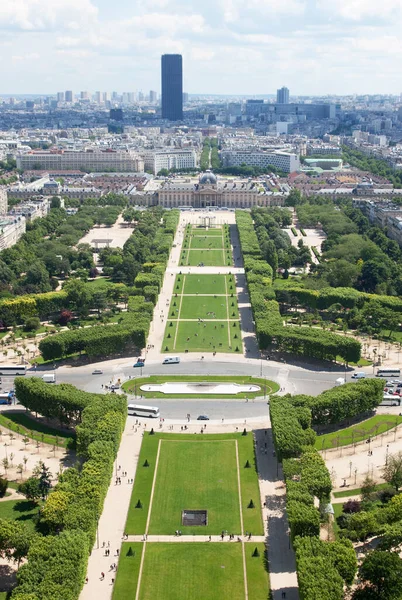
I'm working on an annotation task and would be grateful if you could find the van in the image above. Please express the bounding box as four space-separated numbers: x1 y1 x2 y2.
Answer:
351 372 366 379
42 374 56 384
163 357 180 365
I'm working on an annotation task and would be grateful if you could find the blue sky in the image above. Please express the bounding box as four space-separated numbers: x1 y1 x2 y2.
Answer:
1 0 402 95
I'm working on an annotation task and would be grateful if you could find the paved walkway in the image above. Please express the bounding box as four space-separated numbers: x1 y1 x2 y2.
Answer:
125 534 266 543
80 421 143 599
255 427 299 600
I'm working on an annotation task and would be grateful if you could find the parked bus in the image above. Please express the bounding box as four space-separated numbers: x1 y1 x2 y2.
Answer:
376 368 401 378
127 404 160 418
0 365 27 377
381 394 401 406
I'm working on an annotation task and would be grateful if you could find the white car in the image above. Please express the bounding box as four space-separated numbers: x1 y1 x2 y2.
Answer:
92 369 103 375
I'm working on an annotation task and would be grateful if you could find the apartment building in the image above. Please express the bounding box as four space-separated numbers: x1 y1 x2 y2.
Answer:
220 150 300 173
16 149 145 173
142 149 198 174
0 216 26 250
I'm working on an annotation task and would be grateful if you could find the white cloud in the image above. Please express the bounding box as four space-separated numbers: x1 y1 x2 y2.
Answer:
317 0 402 21
0 0 98 32
221 0 305 23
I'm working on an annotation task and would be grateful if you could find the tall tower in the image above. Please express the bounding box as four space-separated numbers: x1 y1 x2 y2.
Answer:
277 87 290 104
161 54 183 121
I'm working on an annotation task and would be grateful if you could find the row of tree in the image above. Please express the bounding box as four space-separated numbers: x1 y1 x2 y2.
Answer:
270 395 358 599
11 383 127 599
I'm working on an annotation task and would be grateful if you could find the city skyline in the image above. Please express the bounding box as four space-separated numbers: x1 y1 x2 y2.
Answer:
1 0 402 95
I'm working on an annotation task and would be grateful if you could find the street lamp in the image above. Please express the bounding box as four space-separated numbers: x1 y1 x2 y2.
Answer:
386 444 390 466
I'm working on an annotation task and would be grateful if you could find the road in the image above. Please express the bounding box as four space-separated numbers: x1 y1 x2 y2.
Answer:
25 356 347 420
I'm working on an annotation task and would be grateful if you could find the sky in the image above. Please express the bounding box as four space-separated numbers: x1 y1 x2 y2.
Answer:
1 0 402 96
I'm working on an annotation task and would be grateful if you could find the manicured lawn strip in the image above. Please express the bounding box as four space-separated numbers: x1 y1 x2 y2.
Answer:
162 320 178 353
148 439 241 535
179 295 229 320
138 543 245 600
182 274 228 295
125 433 263 537
125 435 159 535
332 502 343 539
0 412 73 448
173 320 237 353
181 249 229 267
237 435 264 535
112 542 143 600
245 542 270 600
333 482 390 499
336 355 372 367
0 499 42 533
188 235 225 249
315 415 402 451
122 376 279 399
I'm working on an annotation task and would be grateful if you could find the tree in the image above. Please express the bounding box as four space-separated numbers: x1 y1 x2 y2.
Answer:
383 451 402 491
39 463 52 499
18 477 41 503
353 551 402 600
361 476 378 501
285 188 302 207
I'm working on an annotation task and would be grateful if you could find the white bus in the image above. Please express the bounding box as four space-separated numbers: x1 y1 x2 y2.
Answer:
128 404 160 418
0 365 27 377
376 368 401 378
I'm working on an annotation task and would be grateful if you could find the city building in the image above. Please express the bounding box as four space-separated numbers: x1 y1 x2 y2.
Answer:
149 91 158 104
57 92 65 103
157 171 286 208
220 149 300 173
16 149 144 173
161 54 183 121
0 216 26 250
65 91 73 103
143 150 198 174
277 87 290 104
0 188 7 216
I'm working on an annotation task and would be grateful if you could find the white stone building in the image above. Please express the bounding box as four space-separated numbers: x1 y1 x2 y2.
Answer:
16 149 144 173
142 150 198 175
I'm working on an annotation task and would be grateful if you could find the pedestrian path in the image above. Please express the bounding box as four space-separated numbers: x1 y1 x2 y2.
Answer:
255 427 299 600
125 534 266 543
79 423 144 600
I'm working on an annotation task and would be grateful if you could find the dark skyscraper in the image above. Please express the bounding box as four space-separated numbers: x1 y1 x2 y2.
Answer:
161 54 183 121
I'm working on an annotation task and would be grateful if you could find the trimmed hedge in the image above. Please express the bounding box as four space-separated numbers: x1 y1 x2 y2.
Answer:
11 384 127 600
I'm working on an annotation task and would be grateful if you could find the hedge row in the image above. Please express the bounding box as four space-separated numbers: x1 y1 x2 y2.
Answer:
14 377 94 425
270 395 358 599
12 383 127 600
236 211 361 363
37 211 179 361
275 285 402 313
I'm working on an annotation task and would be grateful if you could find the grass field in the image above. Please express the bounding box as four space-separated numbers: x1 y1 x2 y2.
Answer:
0 412 74 449
180 249 232 267
0 499 41 533
315 414 402 451
122 375 278 399
149 440 241 534
163 320 241 353
186 235 226 249
113 542 269 600
333 482 390 499
179 295 230 320
125 433 263 536
180 225 232 267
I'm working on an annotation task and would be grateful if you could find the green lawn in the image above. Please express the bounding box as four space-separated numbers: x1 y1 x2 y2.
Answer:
245 543 270 600
164 320 240 353
0 499 41 533
122 375 278 399
85 278 114 289
333 482 391 499
180 249 231 267
188 235 225 249
0 412 74 448
138 543 246 600
149 439 241 534
125 433 263 536
178 295 229 320
315 415 402 451
112 543 143 600
181 274 231 295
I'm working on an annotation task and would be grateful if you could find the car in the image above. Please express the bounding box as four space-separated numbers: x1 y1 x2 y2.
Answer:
384 387 394 393
197 415 209 421
391 380 402 385
133 361 145 368
110 384 120 390
92 369 103 375
397 383 402 388
393 390 401 395
386 381 394 387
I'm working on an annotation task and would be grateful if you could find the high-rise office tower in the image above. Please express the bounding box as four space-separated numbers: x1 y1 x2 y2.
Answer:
95 91 102 103
57 92 65 102
161 54 183 121
80 91 89 100
277 87 290 104
149 90 157 103
65 90 73 103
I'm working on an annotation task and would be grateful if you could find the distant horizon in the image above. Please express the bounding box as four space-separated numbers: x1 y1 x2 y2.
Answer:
0 92 401 100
